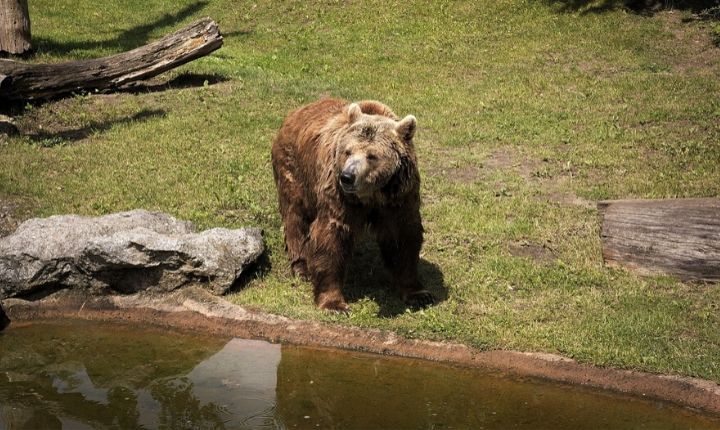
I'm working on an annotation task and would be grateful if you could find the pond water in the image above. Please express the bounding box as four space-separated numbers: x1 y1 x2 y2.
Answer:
0 321 718 430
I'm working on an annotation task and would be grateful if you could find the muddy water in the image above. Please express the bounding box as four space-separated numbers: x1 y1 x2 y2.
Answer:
0 321 718 430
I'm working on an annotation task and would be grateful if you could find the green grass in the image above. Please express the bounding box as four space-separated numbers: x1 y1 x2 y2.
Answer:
1 1 719 381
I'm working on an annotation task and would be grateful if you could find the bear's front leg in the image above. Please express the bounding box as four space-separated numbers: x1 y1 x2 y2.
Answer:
307 215 353 313
376 207 435 308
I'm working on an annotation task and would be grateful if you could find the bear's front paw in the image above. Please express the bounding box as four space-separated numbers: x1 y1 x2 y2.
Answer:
319 299 350 315
405 290 435 309
316 291 350 314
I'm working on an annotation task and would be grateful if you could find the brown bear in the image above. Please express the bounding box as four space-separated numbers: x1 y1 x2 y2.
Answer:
271 98 433 312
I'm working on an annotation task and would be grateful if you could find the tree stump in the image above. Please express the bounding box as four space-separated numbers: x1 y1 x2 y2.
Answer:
0 0 31 55
0 17 222 100
598 198 720 282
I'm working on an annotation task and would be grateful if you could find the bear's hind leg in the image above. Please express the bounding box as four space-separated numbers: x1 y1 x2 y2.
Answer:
283 209 310 281
375 212 435 309
274 164 311 280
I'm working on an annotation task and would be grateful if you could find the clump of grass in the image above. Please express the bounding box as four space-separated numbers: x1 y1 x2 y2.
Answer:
1 0 719 382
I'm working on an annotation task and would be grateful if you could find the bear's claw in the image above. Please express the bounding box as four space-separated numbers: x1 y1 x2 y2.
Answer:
322 303 350 315
405 290 435 309
318 297 351 314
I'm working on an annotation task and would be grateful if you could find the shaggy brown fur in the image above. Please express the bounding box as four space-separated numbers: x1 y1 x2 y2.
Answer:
271 98 433 312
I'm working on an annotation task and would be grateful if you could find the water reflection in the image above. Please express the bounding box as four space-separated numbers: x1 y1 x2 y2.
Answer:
0 322 221 429
0 322 719 430
185 339 280 429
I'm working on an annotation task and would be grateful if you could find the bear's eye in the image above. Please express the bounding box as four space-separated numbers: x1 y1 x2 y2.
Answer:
345 149 352 157
366 154 378 161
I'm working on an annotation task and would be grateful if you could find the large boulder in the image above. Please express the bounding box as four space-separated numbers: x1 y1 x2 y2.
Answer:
0 210 264 298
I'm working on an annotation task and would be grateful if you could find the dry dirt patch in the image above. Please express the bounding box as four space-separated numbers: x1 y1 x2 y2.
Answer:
508 241 557 265
661 11 720 76
423 145 595 208
484 146 595 208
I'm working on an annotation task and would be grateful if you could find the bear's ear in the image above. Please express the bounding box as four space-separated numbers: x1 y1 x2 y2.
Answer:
347 103 362 124
396 115 416 142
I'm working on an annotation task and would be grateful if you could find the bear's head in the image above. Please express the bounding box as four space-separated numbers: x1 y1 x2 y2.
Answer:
334 103 417 201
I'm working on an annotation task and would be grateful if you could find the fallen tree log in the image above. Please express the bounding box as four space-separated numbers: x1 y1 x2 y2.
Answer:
0 17 222 100
598 198 720 282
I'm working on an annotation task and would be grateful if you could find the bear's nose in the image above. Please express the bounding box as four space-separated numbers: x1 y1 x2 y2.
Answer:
340 171 355 186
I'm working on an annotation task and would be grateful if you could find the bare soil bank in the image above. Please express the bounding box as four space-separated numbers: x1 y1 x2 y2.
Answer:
3 286 719 417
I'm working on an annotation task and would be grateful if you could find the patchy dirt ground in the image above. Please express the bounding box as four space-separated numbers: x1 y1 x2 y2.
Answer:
661 10 720 76
426 144 596 209
3 286 720 418
508 241 557 265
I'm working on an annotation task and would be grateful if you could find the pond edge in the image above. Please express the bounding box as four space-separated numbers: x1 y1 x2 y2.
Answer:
3 286 719 417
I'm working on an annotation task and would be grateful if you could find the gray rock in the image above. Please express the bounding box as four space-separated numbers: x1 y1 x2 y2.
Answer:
0 210 264 298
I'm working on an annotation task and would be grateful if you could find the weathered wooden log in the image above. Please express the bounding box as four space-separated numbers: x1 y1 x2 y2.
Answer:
0 0 32 55
0 17 222 100
598 198 720 282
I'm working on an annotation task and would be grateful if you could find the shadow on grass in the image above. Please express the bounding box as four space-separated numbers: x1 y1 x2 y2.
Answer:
222 29 255 39
344 236 448 318
226 249 274 294
543 0 718 15
119 72 230 94
0 72 229 118
33 2 209 56
26 108 166 146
